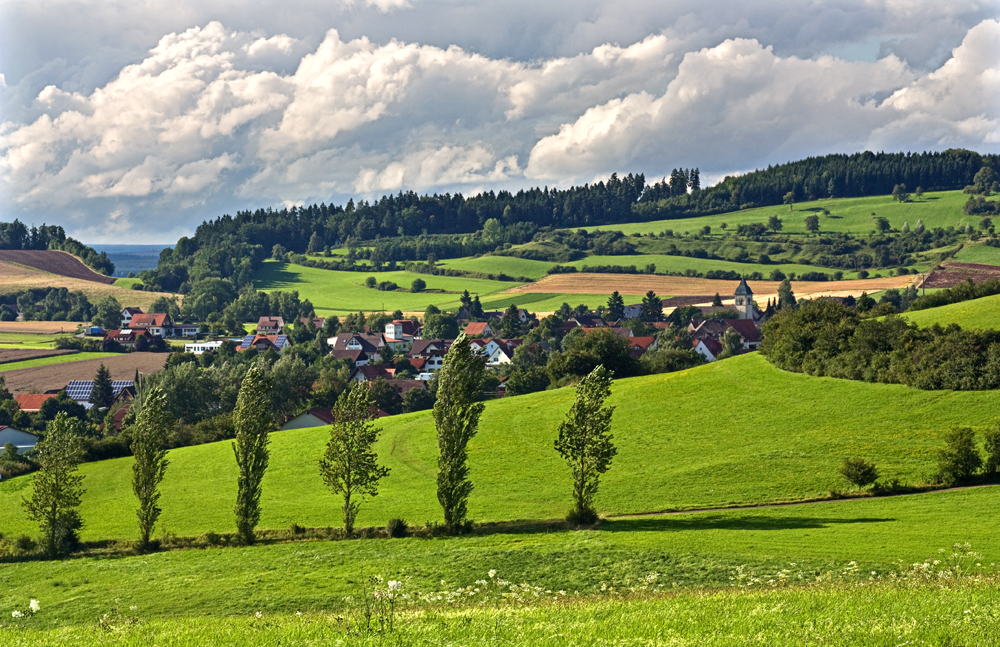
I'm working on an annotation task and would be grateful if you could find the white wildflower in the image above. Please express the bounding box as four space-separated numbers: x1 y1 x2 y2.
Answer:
255 611 263 619
11 610 23 619
488 569 497 578
388 580 401 591
28 600 40 613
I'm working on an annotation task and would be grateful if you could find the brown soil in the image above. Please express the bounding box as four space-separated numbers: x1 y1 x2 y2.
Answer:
2 353 169 394
919 262 1000 289
0 321 83 334
0 349 77 364
0 250 115 284
504 273 918 304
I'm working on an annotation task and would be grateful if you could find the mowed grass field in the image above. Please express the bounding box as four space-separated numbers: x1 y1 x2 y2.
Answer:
0 486 998 630
586 190 973 236
952 242 1000 265
2 353 998 541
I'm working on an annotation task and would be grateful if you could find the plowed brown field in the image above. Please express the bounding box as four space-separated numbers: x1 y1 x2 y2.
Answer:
0 349 77 364
504 273 917 305
2 352 169 394
919 262 1000 289
0 250 115 284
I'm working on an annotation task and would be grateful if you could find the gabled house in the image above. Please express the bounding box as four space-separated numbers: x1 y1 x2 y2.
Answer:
329 332 385 363
569 314 606 328
121 307 143 328
350 364 394 382
65 380 135 406
130 313 172 338
13 393 57 413
464 322 494 338
331 348 371 367
104 328 152 348
724 319 762 350
622 304 642 320
299 316 327 331
256 316 285 334
693 338 724 362
384 320 419 351
628 336 657 358
282 406 389 430
238 334 290 353
173 323 200 337
408 339 452 358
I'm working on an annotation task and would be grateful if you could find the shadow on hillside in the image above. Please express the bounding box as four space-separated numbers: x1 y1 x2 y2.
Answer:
600 514 894 534
254 262 302 289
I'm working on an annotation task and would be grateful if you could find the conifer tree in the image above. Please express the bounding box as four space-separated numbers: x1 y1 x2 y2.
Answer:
319 383 390 535
434 333 486 533
606 291 625 321
554 365 616 525
22 413 86 557
130 385 172 548
232 360 273 545
90 363 114 410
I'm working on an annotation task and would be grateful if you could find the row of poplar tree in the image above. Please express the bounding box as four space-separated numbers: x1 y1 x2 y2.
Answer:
22 333 618 557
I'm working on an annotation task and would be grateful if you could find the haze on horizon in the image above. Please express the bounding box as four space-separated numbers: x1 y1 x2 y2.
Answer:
0 0 997 244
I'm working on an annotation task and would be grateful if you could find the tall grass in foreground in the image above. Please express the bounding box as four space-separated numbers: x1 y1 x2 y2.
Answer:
4 574 998 646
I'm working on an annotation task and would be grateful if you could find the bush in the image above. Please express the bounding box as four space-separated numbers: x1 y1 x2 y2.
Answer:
386 518 409 538
566 507 599 526
410 278 426 293
365 276 377 289
838 457 879 489
936 427 983 485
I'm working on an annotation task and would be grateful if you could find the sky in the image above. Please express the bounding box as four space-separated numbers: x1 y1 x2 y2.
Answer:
0 1 998 244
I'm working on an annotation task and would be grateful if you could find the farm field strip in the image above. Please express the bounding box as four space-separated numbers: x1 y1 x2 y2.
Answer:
0 349 76 364
0 250 115 284
0 352 116 373
2 353 998 540
0 352 168 394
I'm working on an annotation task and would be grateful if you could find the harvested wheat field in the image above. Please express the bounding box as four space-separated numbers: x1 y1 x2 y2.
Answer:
504 273 917 305
0 259 178 311
0 250 115 283
1 352 169 394
0 321 82 334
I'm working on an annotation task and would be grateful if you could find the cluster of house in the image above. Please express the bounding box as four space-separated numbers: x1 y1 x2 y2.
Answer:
101 307 200 348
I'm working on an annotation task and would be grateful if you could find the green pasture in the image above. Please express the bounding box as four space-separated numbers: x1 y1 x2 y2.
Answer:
112 277 143 289
0 332 80 350
3 353 998 541
587 191 973 237
0 352 114 372
904 293 1000 330
253 261 523 315
569 254 870 279
0 485 998 629
952 243 1000 265
438 255 554 280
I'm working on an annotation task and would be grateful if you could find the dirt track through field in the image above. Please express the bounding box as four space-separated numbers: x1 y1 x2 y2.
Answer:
503 273 917 304
0 250 115 284
2 353 169 394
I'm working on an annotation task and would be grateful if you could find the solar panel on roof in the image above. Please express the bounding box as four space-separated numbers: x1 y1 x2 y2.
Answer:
240 335 254 349
65 380 92 401
275 335 288 348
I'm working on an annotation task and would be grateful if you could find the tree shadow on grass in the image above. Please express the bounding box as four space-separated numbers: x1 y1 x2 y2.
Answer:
253 262 303 290
600 514 895 534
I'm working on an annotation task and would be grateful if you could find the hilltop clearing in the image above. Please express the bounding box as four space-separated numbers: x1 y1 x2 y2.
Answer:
1 353 996 540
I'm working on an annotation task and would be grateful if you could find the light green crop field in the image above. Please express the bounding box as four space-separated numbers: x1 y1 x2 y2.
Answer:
438 255 554 280
112 277 143 289
477 292 648 313
5 577 999 646
3 353 998 541
0 332 79 350
952 243 1000 265
587 191 973 236
904 293 1000 330
0 352 115 372
253 261 524 315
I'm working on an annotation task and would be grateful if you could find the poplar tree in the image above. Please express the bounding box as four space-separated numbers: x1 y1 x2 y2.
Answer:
232 360 273 545
554 365 616 525
22 413 86 557
319 383 390 535
130 385 172 549
434 333 486 533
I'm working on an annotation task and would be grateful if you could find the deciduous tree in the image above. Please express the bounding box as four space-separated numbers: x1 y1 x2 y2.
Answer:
130 385 172 548
319 383 390 535
554 365 616 525
232 360 273 545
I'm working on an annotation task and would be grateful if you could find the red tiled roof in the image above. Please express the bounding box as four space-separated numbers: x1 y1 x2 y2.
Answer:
14 393 56 412
130 313 170 327
464 322 491 336
724 319 761 343
630 336 657 349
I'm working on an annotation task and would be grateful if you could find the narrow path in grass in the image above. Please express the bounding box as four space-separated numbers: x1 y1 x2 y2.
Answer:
608 483 1000 519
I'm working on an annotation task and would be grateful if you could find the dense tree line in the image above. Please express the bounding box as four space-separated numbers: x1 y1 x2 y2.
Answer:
0 220 114 275
760 298 1000 390
0 288 95 322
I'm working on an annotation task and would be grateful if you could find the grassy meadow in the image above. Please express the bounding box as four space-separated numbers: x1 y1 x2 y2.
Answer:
2 353 998 541
0 352 115 373
586 190 974 236
953 242 1000 265
904 293 1000 330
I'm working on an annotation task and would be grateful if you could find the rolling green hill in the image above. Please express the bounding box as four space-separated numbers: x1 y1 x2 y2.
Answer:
904 293 1000 330
586 190 972 236
3 353 997 541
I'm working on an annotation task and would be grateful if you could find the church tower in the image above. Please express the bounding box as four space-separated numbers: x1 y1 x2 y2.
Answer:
734 277 753 320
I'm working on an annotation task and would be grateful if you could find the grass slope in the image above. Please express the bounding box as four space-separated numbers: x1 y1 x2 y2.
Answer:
253 261 521 315
2 353 998 540
587 190 972 236
953 242 1000 265
904 293 1000 330
0 486 997 627
0 352 115 373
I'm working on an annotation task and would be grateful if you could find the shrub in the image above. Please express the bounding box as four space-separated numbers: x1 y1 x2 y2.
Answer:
936 427 982 485
365 276 377 289
290 522 306 535
15 535 36 552
983 426 1000 476
838 457 879 489
387 518 409 538
410 278 426 293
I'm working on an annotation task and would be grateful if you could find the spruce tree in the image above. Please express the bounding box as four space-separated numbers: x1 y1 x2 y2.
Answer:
319 383 390 535
639 290 663 322
606 291 625 321
90 363 114 410
22 413 86 557
554 365 616 525
434 333 486 533
232 360 273 545
130 385 172 549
